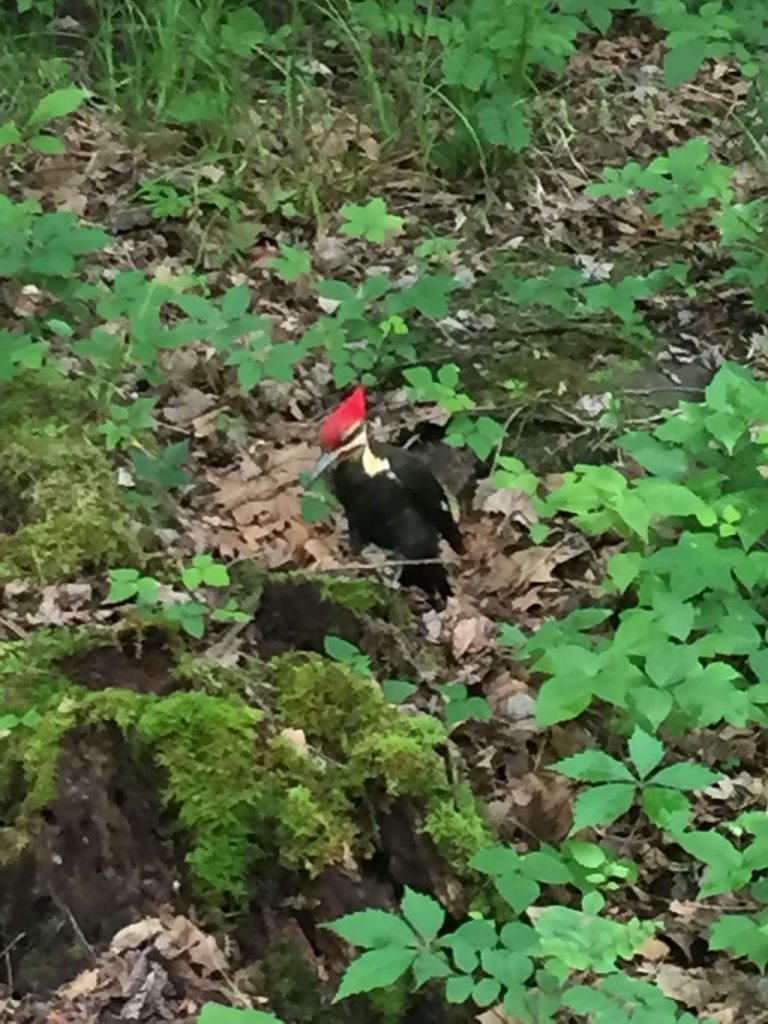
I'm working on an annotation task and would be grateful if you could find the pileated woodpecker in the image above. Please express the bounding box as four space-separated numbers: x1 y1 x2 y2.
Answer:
309 386 463 598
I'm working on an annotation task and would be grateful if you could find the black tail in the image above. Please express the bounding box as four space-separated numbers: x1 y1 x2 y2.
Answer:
400 562 452 599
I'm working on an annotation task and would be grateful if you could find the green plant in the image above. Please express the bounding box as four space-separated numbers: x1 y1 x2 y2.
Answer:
0 708 41 732
105 558 249 638
553 727 720 834
0 85 88 155
325 880 656 1020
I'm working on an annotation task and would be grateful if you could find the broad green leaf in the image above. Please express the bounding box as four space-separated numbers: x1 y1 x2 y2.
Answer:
607 551 643 592
481 949 534 988
628 728 664 780
324 909 416 948
472 978 501 1007
664 39 709 88
618 431 688 478
552 750 633 784
443 918 497 952
197 1004 283 1023
710 913 768 971
412 950 451 988
0 121 20 148
27 86 88 127
332 946 416 1001
570 783 635 834
29 133 65 154
401 888 444 943
381 679 418 703
651 762 721 791
677 829 742 867
642 787 691 833
445 974 475 1004
499 921 540 955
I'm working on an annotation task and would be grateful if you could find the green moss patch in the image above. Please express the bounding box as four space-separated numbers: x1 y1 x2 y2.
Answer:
0 377 138 582
0 628 492 911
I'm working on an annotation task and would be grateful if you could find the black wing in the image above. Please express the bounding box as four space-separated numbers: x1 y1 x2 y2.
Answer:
380 443 464 553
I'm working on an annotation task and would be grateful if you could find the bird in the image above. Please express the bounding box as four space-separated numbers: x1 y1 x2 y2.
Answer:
309 385 463 598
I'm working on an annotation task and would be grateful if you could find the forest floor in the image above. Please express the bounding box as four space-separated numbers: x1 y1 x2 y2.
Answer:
1 17 766 1024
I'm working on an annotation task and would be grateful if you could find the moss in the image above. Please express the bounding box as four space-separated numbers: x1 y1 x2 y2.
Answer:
136 691 263 905
424 784 494 874
272 569 412 621
0 633 492 911
0 627 90 710
0 379 139 582
273 653 389 754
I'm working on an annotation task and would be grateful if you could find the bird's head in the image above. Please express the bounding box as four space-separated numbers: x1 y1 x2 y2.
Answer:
309 385 367 480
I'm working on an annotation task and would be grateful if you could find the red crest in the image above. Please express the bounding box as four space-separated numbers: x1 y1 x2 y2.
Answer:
319 386 366 450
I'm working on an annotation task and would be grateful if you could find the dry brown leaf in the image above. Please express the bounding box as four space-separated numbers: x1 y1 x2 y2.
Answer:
656 965 714 1009
110 917 163 952
451 613 495 659
473 478 537 524
508 772 573 842
483 542 584 595
637 935 670 962
160 916 228 976
57 968 100 1000
304 536 340 568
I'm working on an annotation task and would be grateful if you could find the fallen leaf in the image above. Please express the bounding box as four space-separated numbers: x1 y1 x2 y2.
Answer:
637 935 670 962
57 968 100 1000
110 917 163 952
473 478 537 523
656 965 713 1009
451 613 495 659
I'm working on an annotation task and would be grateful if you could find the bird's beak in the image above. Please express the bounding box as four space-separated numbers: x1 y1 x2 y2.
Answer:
308 449 340 483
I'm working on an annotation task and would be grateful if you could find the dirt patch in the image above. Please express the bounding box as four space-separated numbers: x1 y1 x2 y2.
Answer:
253 580 364 658
0 724 179 995
56 633 176 695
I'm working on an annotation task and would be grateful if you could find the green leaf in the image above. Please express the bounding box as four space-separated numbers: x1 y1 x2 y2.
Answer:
0 121 21 148
476 89 531 152
651 762 721 791
664 39 709 88
443 918 498 952
710 913 768 971
552 750 633 784
197 1004 284 1023
28 133 65 154
412 950 451 988
339 198 404 243
570 783 635 834
27 87 88 127
324 909 417 949
332 946 416 1001
382 679 418 703
269 244 311 282
472 978 501 1007
323 635 368 670
642 787 691 833
618 431 688 478
445 974 475 1004
628 728 664 781
607 551 643 592
401 888 444 943
105 568 140 603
